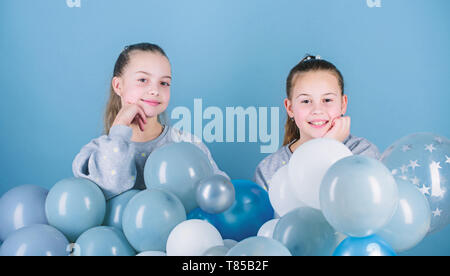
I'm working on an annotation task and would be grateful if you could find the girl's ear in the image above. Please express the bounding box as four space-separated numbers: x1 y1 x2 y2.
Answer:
341 94 348 115
284 98 295 118
112 76 123 97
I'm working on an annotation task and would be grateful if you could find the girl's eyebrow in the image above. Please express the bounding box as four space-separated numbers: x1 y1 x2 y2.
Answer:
296 92 338 98
135 71 172 79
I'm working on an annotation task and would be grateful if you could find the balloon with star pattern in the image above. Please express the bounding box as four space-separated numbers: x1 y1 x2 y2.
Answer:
381 133 450 233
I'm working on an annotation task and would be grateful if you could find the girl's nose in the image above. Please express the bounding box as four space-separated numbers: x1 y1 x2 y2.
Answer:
148 89 159 96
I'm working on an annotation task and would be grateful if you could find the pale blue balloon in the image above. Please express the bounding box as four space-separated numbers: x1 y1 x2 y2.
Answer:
45 178 106 242
0 224 69 256
0 185 48 241
136 251 166 256
203 245 230 256
144 142 214 213
226 236 291 256
103 189 140 230
320 155 399 237
333 235 397 256
377 178 431 252
73 226 135 256
122 189 186 252
272 207 337 256
381 133 450 233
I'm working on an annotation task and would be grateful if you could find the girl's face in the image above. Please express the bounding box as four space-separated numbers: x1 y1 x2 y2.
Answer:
284 70 348 140
113 50 171 118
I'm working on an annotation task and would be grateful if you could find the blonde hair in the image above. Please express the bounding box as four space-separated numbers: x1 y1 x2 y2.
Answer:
283 55 345 146
103 43 169 134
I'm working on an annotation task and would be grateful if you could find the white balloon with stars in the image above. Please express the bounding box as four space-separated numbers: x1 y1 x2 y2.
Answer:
381 133 450 233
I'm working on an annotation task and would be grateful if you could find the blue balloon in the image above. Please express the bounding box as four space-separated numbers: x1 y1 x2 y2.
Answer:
0 185 48 241
122 189 186 252
103 189 140 230
226 236 291 256
45 177 106 242
0 224 69 256
333 235 397 256
73 226 135 256
377 179 431 252
189 180 274 241
273 207 337 256
144 142 214 213
320 156 399 237
381 133 450 233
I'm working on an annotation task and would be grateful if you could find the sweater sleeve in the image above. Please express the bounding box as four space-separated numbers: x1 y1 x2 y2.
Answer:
72 125 137 200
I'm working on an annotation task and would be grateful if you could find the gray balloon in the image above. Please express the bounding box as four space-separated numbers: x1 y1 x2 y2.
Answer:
196 175 235 214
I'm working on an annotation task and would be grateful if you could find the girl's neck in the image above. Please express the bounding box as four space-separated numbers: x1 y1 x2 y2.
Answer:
130 117 164 143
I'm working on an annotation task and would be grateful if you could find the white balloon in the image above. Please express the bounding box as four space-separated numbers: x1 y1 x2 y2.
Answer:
288 138 352 209
223 239 238 249
257 219 279 239
166 219 224 256
136 251 166 256
268 165 305 216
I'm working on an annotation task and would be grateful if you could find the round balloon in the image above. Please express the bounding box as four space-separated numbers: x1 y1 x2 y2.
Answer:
381 133 450 233
377 178 431 252
0 224 69 256
268 165 305 217
103 189 140 230
45 177 106 242
273 207 337 256
288 138 353 209
196 174 235 214
73 226 135 256
144 142 214 213
0 185 48 241
122 189 186 252
257 219 279 239
166 219 223 256
203 245 230 256
226 236 291 256
136 251 166 256
333 235 396 256
320 155 399 237
197 180 274 241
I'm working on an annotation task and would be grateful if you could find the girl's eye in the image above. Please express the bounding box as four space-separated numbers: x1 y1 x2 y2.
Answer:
161 81 170 87
324 98 333 103
138 78 148 83
301 99 311 104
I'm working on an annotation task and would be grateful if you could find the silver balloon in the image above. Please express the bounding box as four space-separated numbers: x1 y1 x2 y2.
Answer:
196 175 235 214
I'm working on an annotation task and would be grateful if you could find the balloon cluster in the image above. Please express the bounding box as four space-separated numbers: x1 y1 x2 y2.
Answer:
267 134 449 256
0 133 448 256
0 142 276 256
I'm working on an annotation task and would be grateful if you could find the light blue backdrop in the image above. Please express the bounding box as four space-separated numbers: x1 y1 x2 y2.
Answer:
0 0 449 255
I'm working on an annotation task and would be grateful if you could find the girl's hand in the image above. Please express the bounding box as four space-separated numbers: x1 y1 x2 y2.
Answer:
112 101 147 132
323 116 351 142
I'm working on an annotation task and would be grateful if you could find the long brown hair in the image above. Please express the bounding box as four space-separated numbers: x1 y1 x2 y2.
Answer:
283 55 345 146
104 43 169 134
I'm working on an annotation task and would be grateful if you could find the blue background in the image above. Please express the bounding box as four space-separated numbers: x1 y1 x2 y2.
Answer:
0 0 449 255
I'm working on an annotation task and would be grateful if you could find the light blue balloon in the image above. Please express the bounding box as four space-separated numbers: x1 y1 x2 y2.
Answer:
333 235 397 256
144 142 214 213
377 178 431 252
381 133 450 233
122 189 186 252
226 236 291 256
196 174 235 214
73 226 135 256
272 207 337 256
320 155 399 237
0 224 69 256
45 177 106 242
0 185 48 241
103 189 140 230
203 245 230 256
